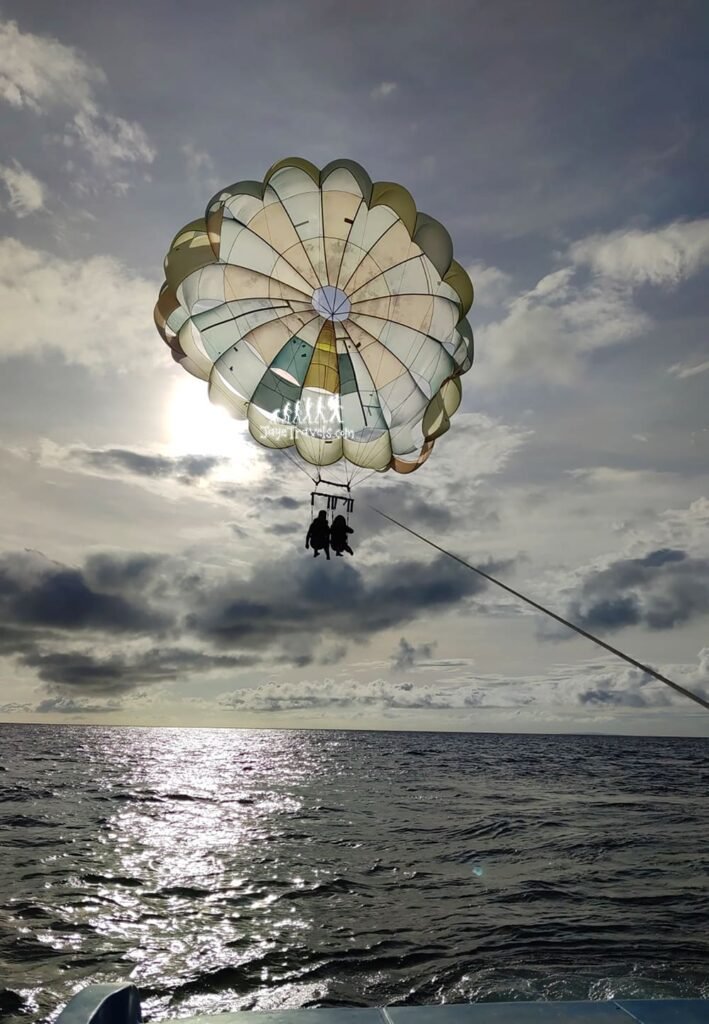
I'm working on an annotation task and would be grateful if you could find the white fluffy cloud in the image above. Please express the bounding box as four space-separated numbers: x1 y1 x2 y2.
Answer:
647 497 709 557
0 19 101 112
70 104 154 169
570 218 709 287
0 159 45 216
0 237 159 369
425 411 532 484
0 18 154 175
467 261 513 308
475 217 709 384
477 267 647 384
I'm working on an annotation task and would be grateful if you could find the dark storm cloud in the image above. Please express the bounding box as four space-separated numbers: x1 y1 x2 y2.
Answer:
0 551 166 634
0 623 36 655
563 548 709 635
0 550 198 694
0 545 507 694
22 646 258 694
187 552 503 651
83 552 165 592
392 636 437 671
70 447 226 483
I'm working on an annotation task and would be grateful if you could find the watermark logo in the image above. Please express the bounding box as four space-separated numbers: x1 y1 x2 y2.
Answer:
263 396 354 441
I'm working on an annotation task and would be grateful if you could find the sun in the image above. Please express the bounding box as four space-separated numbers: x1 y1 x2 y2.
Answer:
165 376 266 483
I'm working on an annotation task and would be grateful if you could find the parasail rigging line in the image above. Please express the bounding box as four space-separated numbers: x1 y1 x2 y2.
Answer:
276 444 318 485
371 505 709 712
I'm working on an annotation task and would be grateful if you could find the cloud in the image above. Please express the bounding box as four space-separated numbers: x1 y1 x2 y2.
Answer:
561 548 709 635
365 489 455 533
182 142 220 194
370 81 398 99
33 695 122 714
0 549 166 636
567 466 674 487
391 636 437 671
0 622 37 656
477 217 709 385
411 412 531 488
0 543 509 695
70 446 226 483
571 649 709 709
0 239 159 369
0 549 271 695
570 218 709 287
576 665 672 708
261 496 300 511
653 498 709 552
477 265 647 384
0 18 154 176
0 160 45 216
668 359 709 380
466 262 513 308
187 551 504 658
0 18 101 112
69 104 154 169
82 552 167 594
536 498 709 645
23 645 257 694
19 439 288 519
220 675 489 713
3 541 703 717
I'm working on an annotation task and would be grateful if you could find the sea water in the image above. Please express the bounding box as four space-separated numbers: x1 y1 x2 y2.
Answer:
1 724 708 1021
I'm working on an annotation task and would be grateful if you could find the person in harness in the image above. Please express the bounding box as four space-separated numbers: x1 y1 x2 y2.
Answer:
330 514 354 557
305 509 331 559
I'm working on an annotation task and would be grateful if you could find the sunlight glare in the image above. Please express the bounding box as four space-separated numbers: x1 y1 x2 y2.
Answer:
166 377 266 484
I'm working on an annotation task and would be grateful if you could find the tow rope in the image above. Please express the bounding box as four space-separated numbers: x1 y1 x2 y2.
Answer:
371 506 709 712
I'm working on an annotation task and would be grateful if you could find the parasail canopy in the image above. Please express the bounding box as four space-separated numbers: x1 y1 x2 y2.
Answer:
155 158 474 481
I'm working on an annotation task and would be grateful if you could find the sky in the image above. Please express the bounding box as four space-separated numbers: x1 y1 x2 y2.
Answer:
0 0 708 735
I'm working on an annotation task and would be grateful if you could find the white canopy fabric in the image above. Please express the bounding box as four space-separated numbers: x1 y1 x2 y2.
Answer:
155 158 474 479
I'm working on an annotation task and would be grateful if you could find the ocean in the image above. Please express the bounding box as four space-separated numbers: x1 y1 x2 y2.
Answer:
1 724 708 1022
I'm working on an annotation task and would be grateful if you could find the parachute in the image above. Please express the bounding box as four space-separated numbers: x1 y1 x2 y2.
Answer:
154 157 474 490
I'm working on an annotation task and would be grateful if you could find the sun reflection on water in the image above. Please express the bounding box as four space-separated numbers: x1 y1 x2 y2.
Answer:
70 727 327 1018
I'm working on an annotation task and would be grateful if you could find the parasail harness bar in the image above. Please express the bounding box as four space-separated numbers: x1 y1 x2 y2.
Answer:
315 476 351 491
371 505 709 712
311 475 354 522
311 492 355 515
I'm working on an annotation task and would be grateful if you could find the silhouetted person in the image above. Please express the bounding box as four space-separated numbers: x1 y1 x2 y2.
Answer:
305 510 330 559
330 514 354 556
